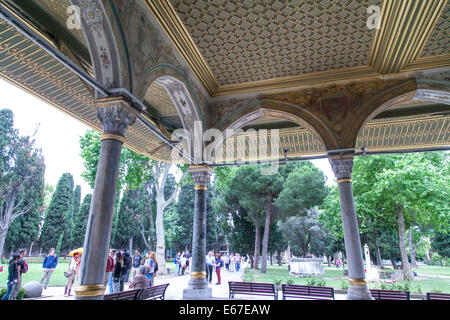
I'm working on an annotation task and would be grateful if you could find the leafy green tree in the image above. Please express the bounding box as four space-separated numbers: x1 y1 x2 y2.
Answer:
112 188 142 249
0 109 45 258
354 153 449 278
71 194 92 248
432 230 450 258
40 173 74 252
62 185 81 251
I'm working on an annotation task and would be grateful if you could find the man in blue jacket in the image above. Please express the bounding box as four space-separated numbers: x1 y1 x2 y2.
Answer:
40 248 58 289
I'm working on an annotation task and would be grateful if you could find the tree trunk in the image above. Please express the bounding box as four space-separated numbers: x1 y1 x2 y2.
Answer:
128 237 133 254
253 225 261 270
408 228 423 269
0 229 8 259
260 205 272 273
391 259 397 270
374 235 384 269
397 205 411 279
155 199 166 274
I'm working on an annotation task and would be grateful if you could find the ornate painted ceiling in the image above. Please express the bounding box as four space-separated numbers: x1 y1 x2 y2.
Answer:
0 0 448 163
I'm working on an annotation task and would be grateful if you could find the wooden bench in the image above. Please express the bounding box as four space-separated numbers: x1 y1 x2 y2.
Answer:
103 289 142 300
138 283 169 300
281 284 335 300
370 289 410 300
426 292 450 300
228 281 278 300
103 283 169 300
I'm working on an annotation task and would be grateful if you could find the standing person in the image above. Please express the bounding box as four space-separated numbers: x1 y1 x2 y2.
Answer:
229 254 235 272
335 259 340 268
181 251 187 276
131 250 143 281
214 254 224 285
128 265 150 289
104 249 115 293
152 256 158 287
10 249 28 300
121 249 132 287
64 253 80 297
206 251 215 283
235 254 241 272
107 249 116 293
144 251 156 284
184 250 191 274
224 254 230 271
1 254 20 300
174 252 181 276
112 252 123 293
40 248 58 289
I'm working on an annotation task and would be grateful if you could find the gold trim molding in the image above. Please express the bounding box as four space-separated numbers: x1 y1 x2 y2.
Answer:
369 0 447 74
74 284 105 297
348 278 368 286
190 271 207 278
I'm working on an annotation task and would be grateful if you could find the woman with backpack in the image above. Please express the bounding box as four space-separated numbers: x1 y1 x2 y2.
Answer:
214 254 224 285
144 251 156 285
1 254 20 300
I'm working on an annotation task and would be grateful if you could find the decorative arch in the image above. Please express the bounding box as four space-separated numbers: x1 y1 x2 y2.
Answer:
215 99 338 150
70 0 127 96
352 79 450 146
204 102 333 164
138 64 206 130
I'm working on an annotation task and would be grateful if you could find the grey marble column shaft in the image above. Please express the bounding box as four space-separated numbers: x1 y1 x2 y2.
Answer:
183 165 213 299
75 98 137 300
329 155 373 300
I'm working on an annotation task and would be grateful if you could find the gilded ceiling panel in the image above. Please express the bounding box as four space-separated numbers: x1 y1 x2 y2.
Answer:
420 2 449 57
170 0 381 85
144 82 179 117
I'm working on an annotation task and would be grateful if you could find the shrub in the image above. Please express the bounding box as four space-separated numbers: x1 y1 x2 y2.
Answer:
306 276 326 287
285 276 295 285
244 269 255 282
0 287 26 300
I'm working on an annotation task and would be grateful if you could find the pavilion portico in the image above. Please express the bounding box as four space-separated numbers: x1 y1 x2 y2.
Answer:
0 0 449 300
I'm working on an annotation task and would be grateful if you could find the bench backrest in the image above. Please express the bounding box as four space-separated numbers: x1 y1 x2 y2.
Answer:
426 292 450 300
138 283 169 300
229 281 276 295
370 289 410 300
282 284 335 300
103 289 141 300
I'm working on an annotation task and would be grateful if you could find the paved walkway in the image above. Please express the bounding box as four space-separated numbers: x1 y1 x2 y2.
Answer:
26 265 348 300
26 267 246 300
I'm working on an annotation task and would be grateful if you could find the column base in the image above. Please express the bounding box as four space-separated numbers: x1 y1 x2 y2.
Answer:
346 284 374 300
183 287 212 300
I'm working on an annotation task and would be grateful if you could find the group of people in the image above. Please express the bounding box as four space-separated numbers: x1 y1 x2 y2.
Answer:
173 250 192 276
1 247 159 299
1 249 28 300
107 249 159 293
205 252 242 285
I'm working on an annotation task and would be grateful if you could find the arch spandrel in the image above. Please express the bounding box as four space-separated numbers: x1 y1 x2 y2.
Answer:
70 0 127 94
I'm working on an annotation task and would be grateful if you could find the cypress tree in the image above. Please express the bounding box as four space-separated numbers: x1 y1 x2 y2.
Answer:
71 194 92 248
63 185 81 251
40 173 74 251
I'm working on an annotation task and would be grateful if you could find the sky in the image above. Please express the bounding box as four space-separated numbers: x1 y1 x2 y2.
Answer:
0 77 336 199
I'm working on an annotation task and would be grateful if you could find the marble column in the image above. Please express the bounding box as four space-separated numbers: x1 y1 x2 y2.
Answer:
74 97 138 300
183 165 213 299
329 154 374 300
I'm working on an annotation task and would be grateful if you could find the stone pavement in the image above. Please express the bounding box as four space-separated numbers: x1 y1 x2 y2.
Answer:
25 266 347 300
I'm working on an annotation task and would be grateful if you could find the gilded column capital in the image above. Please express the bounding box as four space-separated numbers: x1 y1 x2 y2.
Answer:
329 154 354 181
189 165 213 188
94 96 139 139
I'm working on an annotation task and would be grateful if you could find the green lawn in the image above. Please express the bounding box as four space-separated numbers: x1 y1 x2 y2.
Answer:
0 261 72 288
245 264 450 294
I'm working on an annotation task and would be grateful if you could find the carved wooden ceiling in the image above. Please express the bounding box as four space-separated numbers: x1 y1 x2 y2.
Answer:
0 0 448 163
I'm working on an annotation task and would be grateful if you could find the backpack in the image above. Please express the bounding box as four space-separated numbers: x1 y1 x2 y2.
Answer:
20 260 28 274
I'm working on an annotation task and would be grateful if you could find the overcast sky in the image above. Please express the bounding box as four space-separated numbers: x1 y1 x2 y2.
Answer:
0 78 336 199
